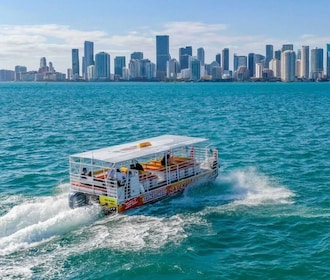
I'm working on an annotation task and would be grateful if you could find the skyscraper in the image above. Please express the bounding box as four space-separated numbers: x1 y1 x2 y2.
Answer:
95 52 110 80
222 48 229 72
167 58 180 80
190 58 201 81
269 58 281 78
156 35 170 80
145 61 156 80
14 65 27 81
327 44 330 78
129 59 141 79
274 50 281 60
83 41 94 79
281 50 296 82
282 44 294 52
114 56 126 78
197 47 205 66
40 57 47 68
254 54 265 67
265 44 273 68
234 55 247 71
310 48 323 80
39 57 48 73
179 46 192 70
300 46 309 80
131 52 143 60
72 49 80 80
248 53 255 77
215 53 221 67
140 59 151 78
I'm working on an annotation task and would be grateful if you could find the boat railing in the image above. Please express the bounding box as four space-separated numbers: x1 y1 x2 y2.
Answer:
141 156 201 185
69 146 218 200
70 173 118 199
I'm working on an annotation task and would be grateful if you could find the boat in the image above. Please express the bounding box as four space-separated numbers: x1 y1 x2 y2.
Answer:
68 135 219 214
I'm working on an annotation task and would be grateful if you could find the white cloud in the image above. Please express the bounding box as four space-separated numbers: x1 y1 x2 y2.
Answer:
0 24 157 72
0 22 329 73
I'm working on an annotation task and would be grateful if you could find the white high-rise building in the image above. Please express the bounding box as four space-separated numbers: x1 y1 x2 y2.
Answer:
296 59 301 78
255 63 263 78
87 65 95 81
281 50 296 82
269 58 281 78
167 58 179 80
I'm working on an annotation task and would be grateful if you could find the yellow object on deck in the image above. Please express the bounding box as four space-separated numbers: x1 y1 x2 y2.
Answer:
137 141 152 148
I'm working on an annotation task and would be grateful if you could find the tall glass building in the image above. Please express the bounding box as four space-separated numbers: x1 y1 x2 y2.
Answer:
265 44 273 68
234 55 247 71
191 58 201 81
156 35 170 80
274 50 281 60
222 48 229 72
310 48 323 80
326 44 330 78
83 41 94 79
248 53 255 77
95 52 110 80
282 44 294 52
131 52 143 60
215 53 221 67
300 46 309 80
197 48 205 66
179 46 192 69
71 49 80 79
114 56 126 77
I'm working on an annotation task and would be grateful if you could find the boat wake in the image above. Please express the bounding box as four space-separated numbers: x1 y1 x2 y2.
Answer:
0 184 100 256
171 166 294 209
0 168 296 278
0 168 294 256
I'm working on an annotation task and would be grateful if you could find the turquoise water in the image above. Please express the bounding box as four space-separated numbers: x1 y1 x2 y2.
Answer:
0 82 329 279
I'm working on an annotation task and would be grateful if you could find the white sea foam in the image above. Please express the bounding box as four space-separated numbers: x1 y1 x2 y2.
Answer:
0 185 100 256
208 167 295 210
0 182 196 266
225 167 294 206
0 169 293 278
73 213 188 252
0 202 194 278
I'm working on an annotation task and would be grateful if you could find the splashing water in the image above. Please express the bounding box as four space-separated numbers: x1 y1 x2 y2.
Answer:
219 167 294 206
0 185 101 256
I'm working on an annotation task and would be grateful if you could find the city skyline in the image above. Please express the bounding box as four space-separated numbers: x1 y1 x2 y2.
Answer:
1 0 330 73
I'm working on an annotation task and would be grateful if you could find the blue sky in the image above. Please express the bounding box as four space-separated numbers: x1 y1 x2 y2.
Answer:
1 0 329 72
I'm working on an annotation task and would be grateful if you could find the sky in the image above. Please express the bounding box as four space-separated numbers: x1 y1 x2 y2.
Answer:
0 0 330 73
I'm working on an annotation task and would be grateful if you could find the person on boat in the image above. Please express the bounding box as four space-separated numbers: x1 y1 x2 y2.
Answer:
130 161 144 171
81 167 88 179
161 152 172 166
115 168 126 185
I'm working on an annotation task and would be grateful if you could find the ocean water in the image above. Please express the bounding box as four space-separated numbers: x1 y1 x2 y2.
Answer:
0 82 329 279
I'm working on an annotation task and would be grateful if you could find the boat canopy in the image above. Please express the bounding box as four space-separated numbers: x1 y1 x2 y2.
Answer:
71 135 207 163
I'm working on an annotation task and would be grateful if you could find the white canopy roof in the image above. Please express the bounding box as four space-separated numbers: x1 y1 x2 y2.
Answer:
71 135 207 163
